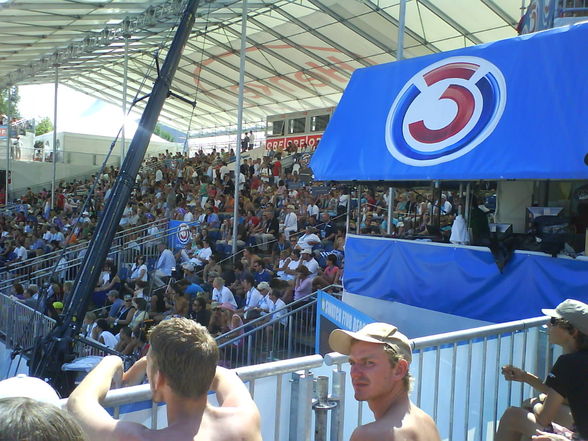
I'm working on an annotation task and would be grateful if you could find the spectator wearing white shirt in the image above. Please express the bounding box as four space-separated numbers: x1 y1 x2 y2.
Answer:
241 275 263 312
440 194 453 215
93 319 118 349
300 249 320 278
212 277 237 308
255 282 272 313
183 207 194 222
155 168 163 183
307 200 320 221
194 239 212 267
282 205 298 240
49 226 65 244
14 240 27 262
267 290 287 326
152 242 175 287
278 249 301 281
296 226 320 251
219 162 230 180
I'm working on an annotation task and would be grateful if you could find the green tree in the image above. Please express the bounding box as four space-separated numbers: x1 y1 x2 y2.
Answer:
35 117 54 136
0 87 21 118
154 123 175 142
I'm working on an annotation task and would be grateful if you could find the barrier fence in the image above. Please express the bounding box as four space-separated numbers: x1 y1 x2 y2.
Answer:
0 292 55 355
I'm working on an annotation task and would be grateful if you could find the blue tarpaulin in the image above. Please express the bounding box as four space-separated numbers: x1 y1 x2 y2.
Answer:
343 235 588 323
311 23 588 181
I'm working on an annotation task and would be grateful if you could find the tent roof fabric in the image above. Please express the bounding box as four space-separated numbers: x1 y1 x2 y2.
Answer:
0 0 520 132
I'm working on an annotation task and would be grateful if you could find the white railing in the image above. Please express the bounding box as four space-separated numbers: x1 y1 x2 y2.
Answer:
51 315 552 441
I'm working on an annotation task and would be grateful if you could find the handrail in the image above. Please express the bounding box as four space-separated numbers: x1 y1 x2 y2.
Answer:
0 217 169 290
324 315 549 366
57 353 324 409
216 285 342 348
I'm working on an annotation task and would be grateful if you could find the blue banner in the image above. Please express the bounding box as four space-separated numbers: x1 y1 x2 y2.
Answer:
168 220 200 250
0 125 7 141
311 23 588 181
315 290 374 354
343 235 588 323
519 0 555 35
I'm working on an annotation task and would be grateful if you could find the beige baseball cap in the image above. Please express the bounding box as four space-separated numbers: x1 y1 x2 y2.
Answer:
329 322 413 363
542 299 588 335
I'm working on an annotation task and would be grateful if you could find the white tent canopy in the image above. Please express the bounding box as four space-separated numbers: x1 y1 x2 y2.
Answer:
0 0 521 133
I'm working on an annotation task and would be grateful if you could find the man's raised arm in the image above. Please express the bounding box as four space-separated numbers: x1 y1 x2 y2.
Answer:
67 355 147 441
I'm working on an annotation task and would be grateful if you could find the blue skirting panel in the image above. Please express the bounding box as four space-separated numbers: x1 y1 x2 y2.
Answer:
344 235 588 323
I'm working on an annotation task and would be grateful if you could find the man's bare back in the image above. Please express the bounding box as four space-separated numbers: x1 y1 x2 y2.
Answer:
67 320 261 441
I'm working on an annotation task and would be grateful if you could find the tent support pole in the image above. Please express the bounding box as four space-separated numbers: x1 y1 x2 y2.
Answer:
356 185 362 235
51 65 58 210
232 0 248 256
387 187 394 234
397 0 407 61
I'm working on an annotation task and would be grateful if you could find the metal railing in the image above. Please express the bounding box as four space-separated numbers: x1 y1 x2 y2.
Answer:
47 315 553 441
0 292 55 354
0 217 168 292
57 353 325 438
215 286 342 369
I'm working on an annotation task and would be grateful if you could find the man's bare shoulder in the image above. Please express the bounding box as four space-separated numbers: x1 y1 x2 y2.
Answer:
196 404 261 441
350 405 440 441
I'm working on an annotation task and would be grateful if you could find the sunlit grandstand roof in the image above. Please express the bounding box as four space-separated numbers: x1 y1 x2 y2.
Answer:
0 0 521 132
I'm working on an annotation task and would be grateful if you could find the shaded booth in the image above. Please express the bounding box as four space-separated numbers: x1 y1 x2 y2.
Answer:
311 22 588 331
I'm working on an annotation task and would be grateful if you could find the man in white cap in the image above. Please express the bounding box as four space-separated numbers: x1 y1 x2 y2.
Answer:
329 323 440 441
497 299 588 441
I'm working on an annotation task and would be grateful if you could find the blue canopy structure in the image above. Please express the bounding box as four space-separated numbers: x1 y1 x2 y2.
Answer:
311 23 588 182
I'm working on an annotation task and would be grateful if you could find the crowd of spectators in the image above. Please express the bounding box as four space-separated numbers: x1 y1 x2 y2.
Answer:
2 142 488 365
3 145 348 362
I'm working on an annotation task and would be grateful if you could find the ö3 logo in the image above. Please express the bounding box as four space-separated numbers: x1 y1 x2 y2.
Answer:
385 56 507 166
176 223 191 245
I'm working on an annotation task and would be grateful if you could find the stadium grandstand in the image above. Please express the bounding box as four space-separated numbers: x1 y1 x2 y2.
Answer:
1 1 588 441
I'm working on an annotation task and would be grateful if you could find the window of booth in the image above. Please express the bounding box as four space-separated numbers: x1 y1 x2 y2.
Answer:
288 117 306 134
271 120 285 136
310 114 330 132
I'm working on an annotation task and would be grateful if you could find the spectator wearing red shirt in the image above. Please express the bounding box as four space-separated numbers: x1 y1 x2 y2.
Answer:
272 156 282 183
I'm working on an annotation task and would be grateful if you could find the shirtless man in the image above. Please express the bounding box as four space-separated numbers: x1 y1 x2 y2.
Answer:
329 322 440 441
68 318 261 441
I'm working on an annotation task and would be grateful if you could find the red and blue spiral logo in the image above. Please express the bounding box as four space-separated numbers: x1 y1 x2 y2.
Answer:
176 223 191 245
385 56 506 166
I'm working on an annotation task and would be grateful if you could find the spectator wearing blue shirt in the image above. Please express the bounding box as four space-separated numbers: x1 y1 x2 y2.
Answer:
205 206 220 229
251 260 273 286
106 290 123 319
152 242 176 287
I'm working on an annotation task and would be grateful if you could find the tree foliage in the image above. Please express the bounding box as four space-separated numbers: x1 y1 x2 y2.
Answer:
0 88 21 118
154 123 175 142
35 117 54 136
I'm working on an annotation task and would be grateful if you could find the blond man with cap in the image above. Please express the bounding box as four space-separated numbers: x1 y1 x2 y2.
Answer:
497 299 588 441
329 323 440 441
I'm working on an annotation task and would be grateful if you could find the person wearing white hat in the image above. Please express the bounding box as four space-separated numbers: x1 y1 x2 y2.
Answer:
496 299 588 441
329 323 440 441
0 374 61 406
0 396 88 441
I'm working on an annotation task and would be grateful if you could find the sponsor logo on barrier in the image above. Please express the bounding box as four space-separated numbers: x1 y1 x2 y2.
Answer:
385 56 506 166
176 222 191 245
